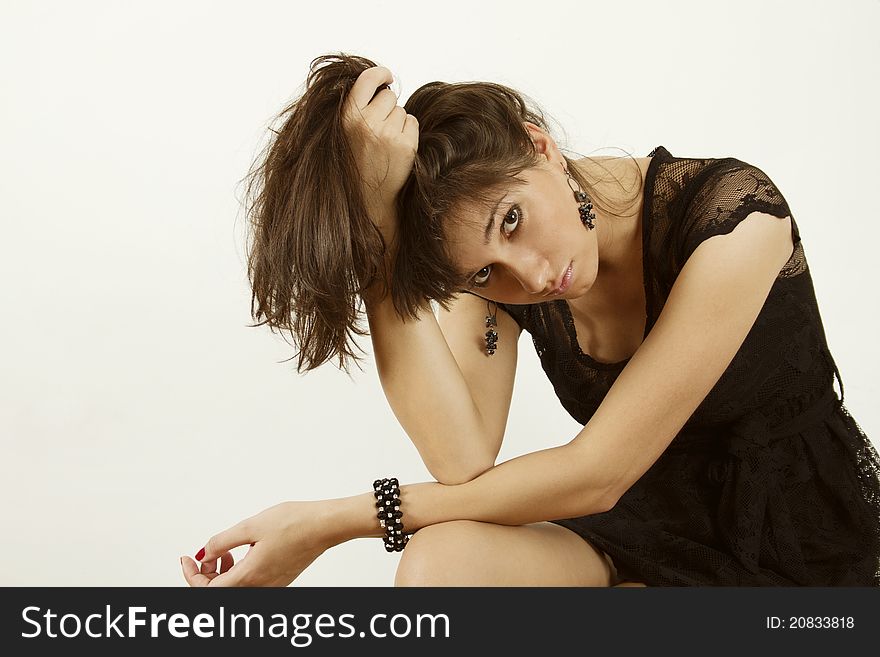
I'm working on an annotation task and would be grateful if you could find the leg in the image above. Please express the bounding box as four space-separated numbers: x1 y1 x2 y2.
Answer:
604 551 649 587
394 519 616 587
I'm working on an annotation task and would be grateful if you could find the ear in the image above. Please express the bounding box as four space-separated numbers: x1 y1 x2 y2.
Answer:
523 122 559 163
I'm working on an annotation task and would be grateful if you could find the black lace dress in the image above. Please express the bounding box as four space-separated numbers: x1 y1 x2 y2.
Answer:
493 145 880 586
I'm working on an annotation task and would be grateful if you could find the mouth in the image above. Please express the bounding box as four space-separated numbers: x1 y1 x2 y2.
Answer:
548 262 573 296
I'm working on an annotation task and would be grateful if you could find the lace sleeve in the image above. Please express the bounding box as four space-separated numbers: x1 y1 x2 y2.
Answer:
677 161 799 269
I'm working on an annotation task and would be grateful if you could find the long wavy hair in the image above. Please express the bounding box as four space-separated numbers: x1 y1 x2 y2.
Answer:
240 52 643 374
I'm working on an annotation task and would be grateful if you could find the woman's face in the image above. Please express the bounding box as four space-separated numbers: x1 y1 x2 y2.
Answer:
446 132 600 305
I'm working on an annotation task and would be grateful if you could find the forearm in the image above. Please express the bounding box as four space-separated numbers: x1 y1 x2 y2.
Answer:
362 214 493 484
320 441 613 546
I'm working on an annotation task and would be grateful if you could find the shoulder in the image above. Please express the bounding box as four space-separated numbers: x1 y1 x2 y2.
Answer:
686 210 794 275
689 157 791 221
675 157 796 267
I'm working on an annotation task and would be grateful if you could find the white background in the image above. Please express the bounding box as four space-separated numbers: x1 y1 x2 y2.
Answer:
1 0 877 586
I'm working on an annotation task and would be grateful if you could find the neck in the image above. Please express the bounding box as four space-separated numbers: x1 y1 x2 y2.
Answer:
568 156 646 312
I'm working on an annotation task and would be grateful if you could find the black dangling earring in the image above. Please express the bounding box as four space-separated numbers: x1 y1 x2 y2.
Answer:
564 165 596 230
485 300 498 355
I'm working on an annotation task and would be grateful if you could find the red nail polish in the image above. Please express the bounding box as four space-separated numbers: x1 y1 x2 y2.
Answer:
195 547 205 561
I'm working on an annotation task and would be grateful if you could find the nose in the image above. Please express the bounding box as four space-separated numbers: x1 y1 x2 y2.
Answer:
509 254 552 296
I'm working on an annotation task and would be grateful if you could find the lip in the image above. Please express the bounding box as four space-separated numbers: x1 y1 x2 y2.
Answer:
549 263 573 296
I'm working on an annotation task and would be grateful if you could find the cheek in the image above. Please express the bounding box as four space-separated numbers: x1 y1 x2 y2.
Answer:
490 278 536 305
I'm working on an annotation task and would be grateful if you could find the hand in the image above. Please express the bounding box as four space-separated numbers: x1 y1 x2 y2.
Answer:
180 500 332 587
341 65 419 247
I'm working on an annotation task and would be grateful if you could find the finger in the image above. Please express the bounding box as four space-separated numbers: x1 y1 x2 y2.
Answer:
181 556 212 587
200 556 219 576
344 79 397 129
362 87 398 121
403 114 419 153
207 545 262 587
403 113 419 144
384 105 407 134
350 66 393 111
207 562 250 587
369 85 396 105
219 551 235 574
200 522 254 562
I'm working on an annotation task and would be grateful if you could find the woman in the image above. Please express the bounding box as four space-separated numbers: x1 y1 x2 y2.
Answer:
180 53 880 587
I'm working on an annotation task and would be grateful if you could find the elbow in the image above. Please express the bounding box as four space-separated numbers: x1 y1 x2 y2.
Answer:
598 477 626 514
567 438 625 514
429 458 495 486
597 489 620 514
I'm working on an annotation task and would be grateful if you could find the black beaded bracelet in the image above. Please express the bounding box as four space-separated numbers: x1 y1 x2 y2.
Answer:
373 477 413 552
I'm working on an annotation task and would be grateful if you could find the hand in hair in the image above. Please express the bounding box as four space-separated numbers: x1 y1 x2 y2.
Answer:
341 65 419 250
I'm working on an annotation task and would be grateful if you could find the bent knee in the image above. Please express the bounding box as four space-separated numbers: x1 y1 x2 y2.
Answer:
393 520 614 587
394 521 482 587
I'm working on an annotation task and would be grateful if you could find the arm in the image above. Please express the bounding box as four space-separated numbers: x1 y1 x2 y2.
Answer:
576 212 793 501
345 67 518 486
185 211 792 586
181 436 602 587
320 441 614 547
321 210 794 544
362 214 519 485
579 210 794 505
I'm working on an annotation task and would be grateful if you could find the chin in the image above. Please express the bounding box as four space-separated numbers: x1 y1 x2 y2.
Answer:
569 260 598 297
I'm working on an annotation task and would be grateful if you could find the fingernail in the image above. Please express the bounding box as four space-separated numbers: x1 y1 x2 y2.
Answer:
195 547 205 561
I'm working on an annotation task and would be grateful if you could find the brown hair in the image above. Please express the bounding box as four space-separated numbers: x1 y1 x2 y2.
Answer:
240 52 643 374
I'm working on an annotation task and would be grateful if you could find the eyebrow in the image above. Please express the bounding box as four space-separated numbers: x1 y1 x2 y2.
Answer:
483 194 506 246
461 193 507 286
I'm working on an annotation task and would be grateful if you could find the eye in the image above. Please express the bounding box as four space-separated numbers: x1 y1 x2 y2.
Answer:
471 205 523 288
